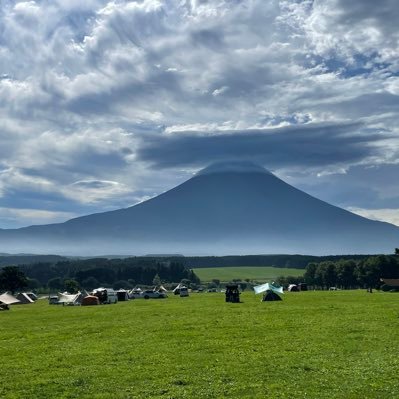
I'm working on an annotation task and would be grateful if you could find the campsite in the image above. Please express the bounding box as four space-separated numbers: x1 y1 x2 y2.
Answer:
1 289 398 398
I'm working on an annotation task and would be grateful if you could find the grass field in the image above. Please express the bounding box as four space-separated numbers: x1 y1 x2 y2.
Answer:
1 291 399 398
193 266 304 282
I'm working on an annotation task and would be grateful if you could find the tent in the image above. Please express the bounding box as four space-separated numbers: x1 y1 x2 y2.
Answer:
253 282 284 301
288 284 299 292
173 284 188 295
25 292 38 301
262 291 282 301
128 287 142 299
57 291 83 306
0 292 20 309
16 293 35 304
81 295 100 306
116 289 129 301
173 283 183 295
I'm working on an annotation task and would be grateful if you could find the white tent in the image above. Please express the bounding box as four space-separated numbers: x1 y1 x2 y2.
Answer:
173 283 187 294
57 291 82 305
253 282 284 295
158 285 168 292
173 283 183 293
0 292 21 305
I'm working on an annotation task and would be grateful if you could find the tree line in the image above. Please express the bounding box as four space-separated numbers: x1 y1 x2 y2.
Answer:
0 253 377 270
184 254 372 269
302 255 399 290
0 257 200 293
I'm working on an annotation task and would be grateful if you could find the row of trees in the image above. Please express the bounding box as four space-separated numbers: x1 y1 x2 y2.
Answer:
0 258 200 293
303 255 399 290
186 254 371 269
0 266 28 294
16 258 194 286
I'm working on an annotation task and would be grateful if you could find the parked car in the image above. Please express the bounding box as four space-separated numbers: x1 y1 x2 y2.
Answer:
92 288 118 304
130 290 168 299
128 288 143 299
179 287 189 297
48 296 60 305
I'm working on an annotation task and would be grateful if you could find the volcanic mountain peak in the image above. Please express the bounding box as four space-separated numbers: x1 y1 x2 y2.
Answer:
1 160 399 255
196 160 272 176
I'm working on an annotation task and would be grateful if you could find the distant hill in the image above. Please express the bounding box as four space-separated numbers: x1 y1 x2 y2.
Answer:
0 161 398 255
0 254 68 267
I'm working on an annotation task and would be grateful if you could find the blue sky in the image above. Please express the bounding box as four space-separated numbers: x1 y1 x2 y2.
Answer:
1 0 399 228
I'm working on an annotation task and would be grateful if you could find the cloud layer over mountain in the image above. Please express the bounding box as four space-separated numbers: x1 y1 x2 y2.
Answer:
1 0 399 228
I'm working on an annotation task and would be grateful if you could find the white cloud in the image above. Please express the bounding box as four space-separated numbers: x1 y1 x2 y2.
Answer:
0 0 399 227
212 86 228 96
67 179 131 204
347 207 399 227
0 207 76 228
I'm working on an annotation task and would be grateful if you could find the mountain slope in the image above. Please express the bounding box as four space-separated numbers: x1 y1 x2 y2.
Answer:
0 161 398 255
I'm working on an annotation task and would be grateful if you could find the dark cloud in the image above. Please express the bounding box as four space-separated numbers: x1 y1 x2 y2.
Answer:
71 180 118 189
137 122 386 169
335 0 399 34
190 28 224 49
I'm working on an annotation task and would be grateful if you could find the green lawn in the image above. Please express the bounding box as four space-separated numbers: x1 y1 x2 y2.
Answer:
193 266 304 282
1 291 398 398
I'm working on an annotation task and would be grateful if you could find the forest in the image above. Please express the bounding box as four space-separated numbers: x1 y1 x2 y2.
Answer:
5 257 199 291
301 255 399 290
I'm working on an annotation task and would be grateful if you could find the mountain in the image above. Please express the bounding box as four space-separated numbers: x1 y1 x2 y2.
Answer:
1 161 398 255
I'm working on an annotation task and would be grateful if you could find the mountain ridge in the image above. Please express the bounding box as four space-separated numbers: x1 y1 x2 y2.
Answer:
0 162 398 255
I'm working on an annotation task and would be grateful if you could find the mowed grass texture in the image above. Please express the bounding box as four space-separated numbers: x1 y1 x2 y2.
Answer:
1 291 398 399
193 266 304 282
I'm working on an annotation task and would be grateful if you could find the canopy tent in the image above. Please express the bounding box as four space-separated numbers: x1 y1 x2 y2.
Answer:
57 291 82 305
0 292 20 305
253 282 284 301
173 283 182 293
158 285 168 293
173 283 187 295
253 282 284 295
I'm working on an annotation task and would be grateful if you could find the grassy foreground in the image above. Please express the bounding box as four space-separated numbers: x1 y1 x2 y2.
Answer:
1 291 398 398
193 266 304 282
